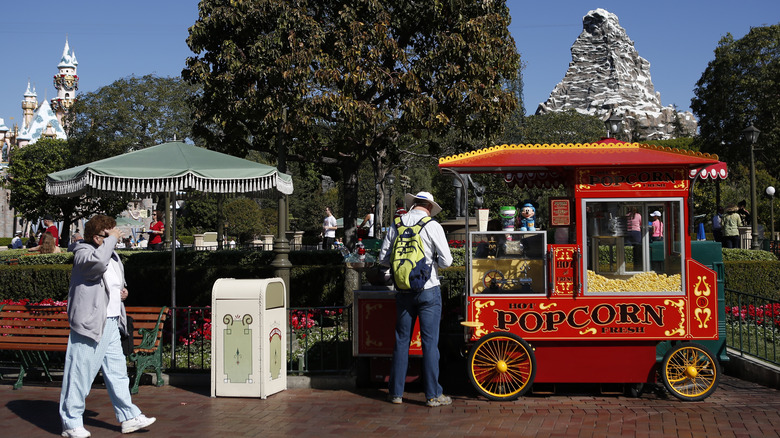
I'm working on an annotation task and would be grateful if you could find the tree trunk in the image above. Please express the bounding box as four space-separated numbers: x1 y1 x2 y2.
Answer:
342 160 361 249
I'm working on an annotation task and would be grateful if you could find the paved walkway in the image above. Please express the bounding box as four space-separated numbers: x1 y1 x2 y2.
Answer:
2 375 780 437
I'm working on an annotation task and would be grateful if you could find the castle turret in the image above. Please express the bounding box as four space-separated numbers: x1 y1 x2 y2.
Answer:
51 37 79 124
21 80 38 129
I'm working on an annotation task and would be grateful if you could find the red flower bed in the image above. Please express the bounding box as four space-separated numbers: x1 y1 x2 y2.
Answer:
728 303 780 328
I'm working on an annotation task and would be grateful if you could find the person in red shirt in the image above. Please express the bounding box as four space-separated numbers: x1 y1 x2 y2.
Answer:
39 214 60 246
148 211 165 250
393 199 407 218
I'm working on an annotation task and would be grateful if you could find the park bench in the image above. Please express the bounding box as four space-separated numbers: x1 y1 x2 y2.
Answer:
0 304 168 394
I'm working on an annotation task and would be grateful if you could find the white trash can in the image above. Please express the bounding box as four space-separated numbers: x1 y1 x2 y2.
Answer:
211 278 287 398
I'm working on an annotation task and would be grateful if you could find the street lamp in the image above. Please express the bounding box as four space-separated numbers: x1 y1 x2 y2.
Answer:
742 124 761 249
605 113 623 138
386 174 395 230
767 186 776 243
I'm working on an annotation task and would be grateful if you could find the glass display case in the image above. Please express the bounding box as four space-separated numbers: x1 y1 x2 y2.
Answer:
470 231 547 295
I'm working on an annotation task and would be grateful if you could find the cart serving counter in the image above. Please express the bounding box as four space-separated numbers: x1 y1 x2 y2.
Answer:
439 139 724 401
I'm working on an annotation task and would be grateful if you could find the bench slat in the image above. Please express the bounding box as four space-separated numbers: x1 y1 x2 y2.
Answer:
0 343 68 351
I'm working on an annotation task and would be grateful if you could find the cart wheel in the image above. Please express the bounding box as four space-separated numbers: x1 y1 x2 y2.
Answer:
483 270 505 290
467 332 536 401
660 342 720 401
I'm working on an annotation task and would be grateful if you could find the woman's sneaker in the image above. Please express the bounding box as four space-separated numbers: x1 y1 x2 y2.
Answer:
121 414 156 433
387 394 403 404
426 394 452 407
61 427 91 438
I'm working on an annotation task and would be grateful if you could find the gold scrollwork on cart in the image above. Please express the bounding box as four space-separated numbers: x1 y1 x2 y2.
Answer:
364 303 383 319
579 328 597 335
694 308 712 329
693 274 714 329
694 275 711 297
664 299 686 337
473 300 495 338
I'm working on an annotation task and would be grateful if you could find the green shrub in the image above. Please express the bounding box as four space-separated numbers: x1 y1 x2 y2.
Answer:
722 248 778 261
0 264 71 302
724 260 780 300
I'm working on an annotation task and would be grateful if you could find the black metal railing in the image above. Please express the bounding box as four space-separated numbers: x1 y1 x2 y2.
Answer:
162 305 353 374
288 306 352 374
724 288 780 366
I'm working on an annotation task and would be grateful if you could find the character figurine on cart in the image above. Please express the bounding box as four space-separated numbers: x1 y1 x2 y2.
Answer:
518 202 536 231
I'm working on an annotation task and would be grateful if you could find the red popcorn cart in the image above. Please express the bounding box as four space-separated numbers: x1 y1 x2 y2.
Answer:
438 138 726 401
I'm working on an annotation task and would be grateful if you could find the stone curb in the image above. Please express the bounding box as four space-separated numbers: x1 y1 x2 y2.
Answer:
162 373 356 391
724 348 780 390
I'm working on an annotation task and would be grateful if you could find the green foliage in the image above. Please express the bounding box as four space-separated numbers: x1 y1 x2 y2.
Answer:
516 110 606 145
0 264 71 302
449 248 466 267
692 24 780 182
722 248 778 261
4 139 124 231
724 260 780 300
288 163 335 233
222 197 266 243
65 74 199 161
177 196 219 234
184 0 521 246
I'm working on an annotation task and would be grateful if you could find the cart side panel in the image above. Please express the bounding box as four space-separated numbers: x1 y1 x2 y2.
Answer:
532 341 657 383
353 290 422 357
685 258 720 341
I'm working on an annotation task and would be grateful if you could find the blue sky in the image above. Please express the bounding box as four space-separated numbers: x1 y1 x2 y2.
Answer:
1 1 777 129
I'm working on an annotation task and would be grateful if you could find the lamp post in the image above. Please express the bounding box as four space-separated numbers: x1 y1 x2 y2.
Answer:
605 113 623 138
767 186 776 243
742 124 761 249
386 174 395 232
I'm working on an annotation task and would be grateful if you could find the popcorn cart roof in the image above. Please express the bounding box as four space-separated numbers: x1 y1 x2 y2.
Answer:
438 138 720 173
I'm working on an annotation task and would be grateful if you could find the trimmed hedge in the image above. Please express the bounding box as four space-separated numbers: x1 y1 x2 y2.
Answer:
0 249 346 308
0 264 72 302
722 248 778 261
4 245 777 306
724 260 780 301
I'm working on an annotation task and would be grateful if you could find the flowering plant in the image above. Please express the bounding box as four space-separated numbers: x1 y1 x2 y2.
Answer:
175 306 212 346
728 303 780 328
448 239 465 248
0 298 67 306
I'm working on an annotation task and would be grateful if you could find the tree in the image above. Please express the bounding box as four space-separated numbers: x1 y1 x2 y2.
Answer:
4 139 125 243
65 74 198 163
691 25 780 179
517 110 605 144
184 0 520 246
223 197 267 243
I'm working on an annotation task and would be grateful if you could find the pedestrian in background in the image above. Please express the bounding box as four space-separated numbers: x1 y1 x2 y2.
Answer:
148 210 165 250
322 206 337 249
722 204 741 248
712 206 724 243
650 211 664 241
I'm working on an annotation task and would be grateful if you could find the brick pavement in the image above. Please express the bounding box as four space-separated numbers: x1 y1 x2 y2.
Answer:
2 375 780 437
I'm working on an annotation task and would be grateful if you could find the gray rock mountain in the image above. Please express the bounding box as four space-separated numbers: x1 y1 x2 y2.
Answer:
536 9 697 140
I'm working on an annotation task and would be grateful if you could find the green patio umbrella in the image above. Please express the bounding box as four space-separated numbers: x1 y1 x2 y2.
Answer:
46 141 294 355
47 140 293 196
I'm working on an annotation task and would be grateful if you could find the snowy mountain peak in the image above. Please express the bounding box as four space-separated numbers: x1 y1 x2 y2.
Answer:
536 9 697 140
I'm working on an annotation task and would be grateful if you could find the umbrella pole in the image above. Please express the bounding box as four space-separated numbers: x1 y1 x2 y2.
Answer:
170 192 177 369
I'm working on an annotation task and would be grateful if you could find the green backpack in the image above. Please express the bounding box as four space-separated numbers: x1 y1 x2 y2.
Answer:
391 216 432 291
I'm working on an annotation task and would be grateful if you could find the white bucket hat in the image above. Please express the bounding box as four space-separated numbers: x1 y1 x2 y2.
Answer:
651 211 662 217
404 191 442 217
